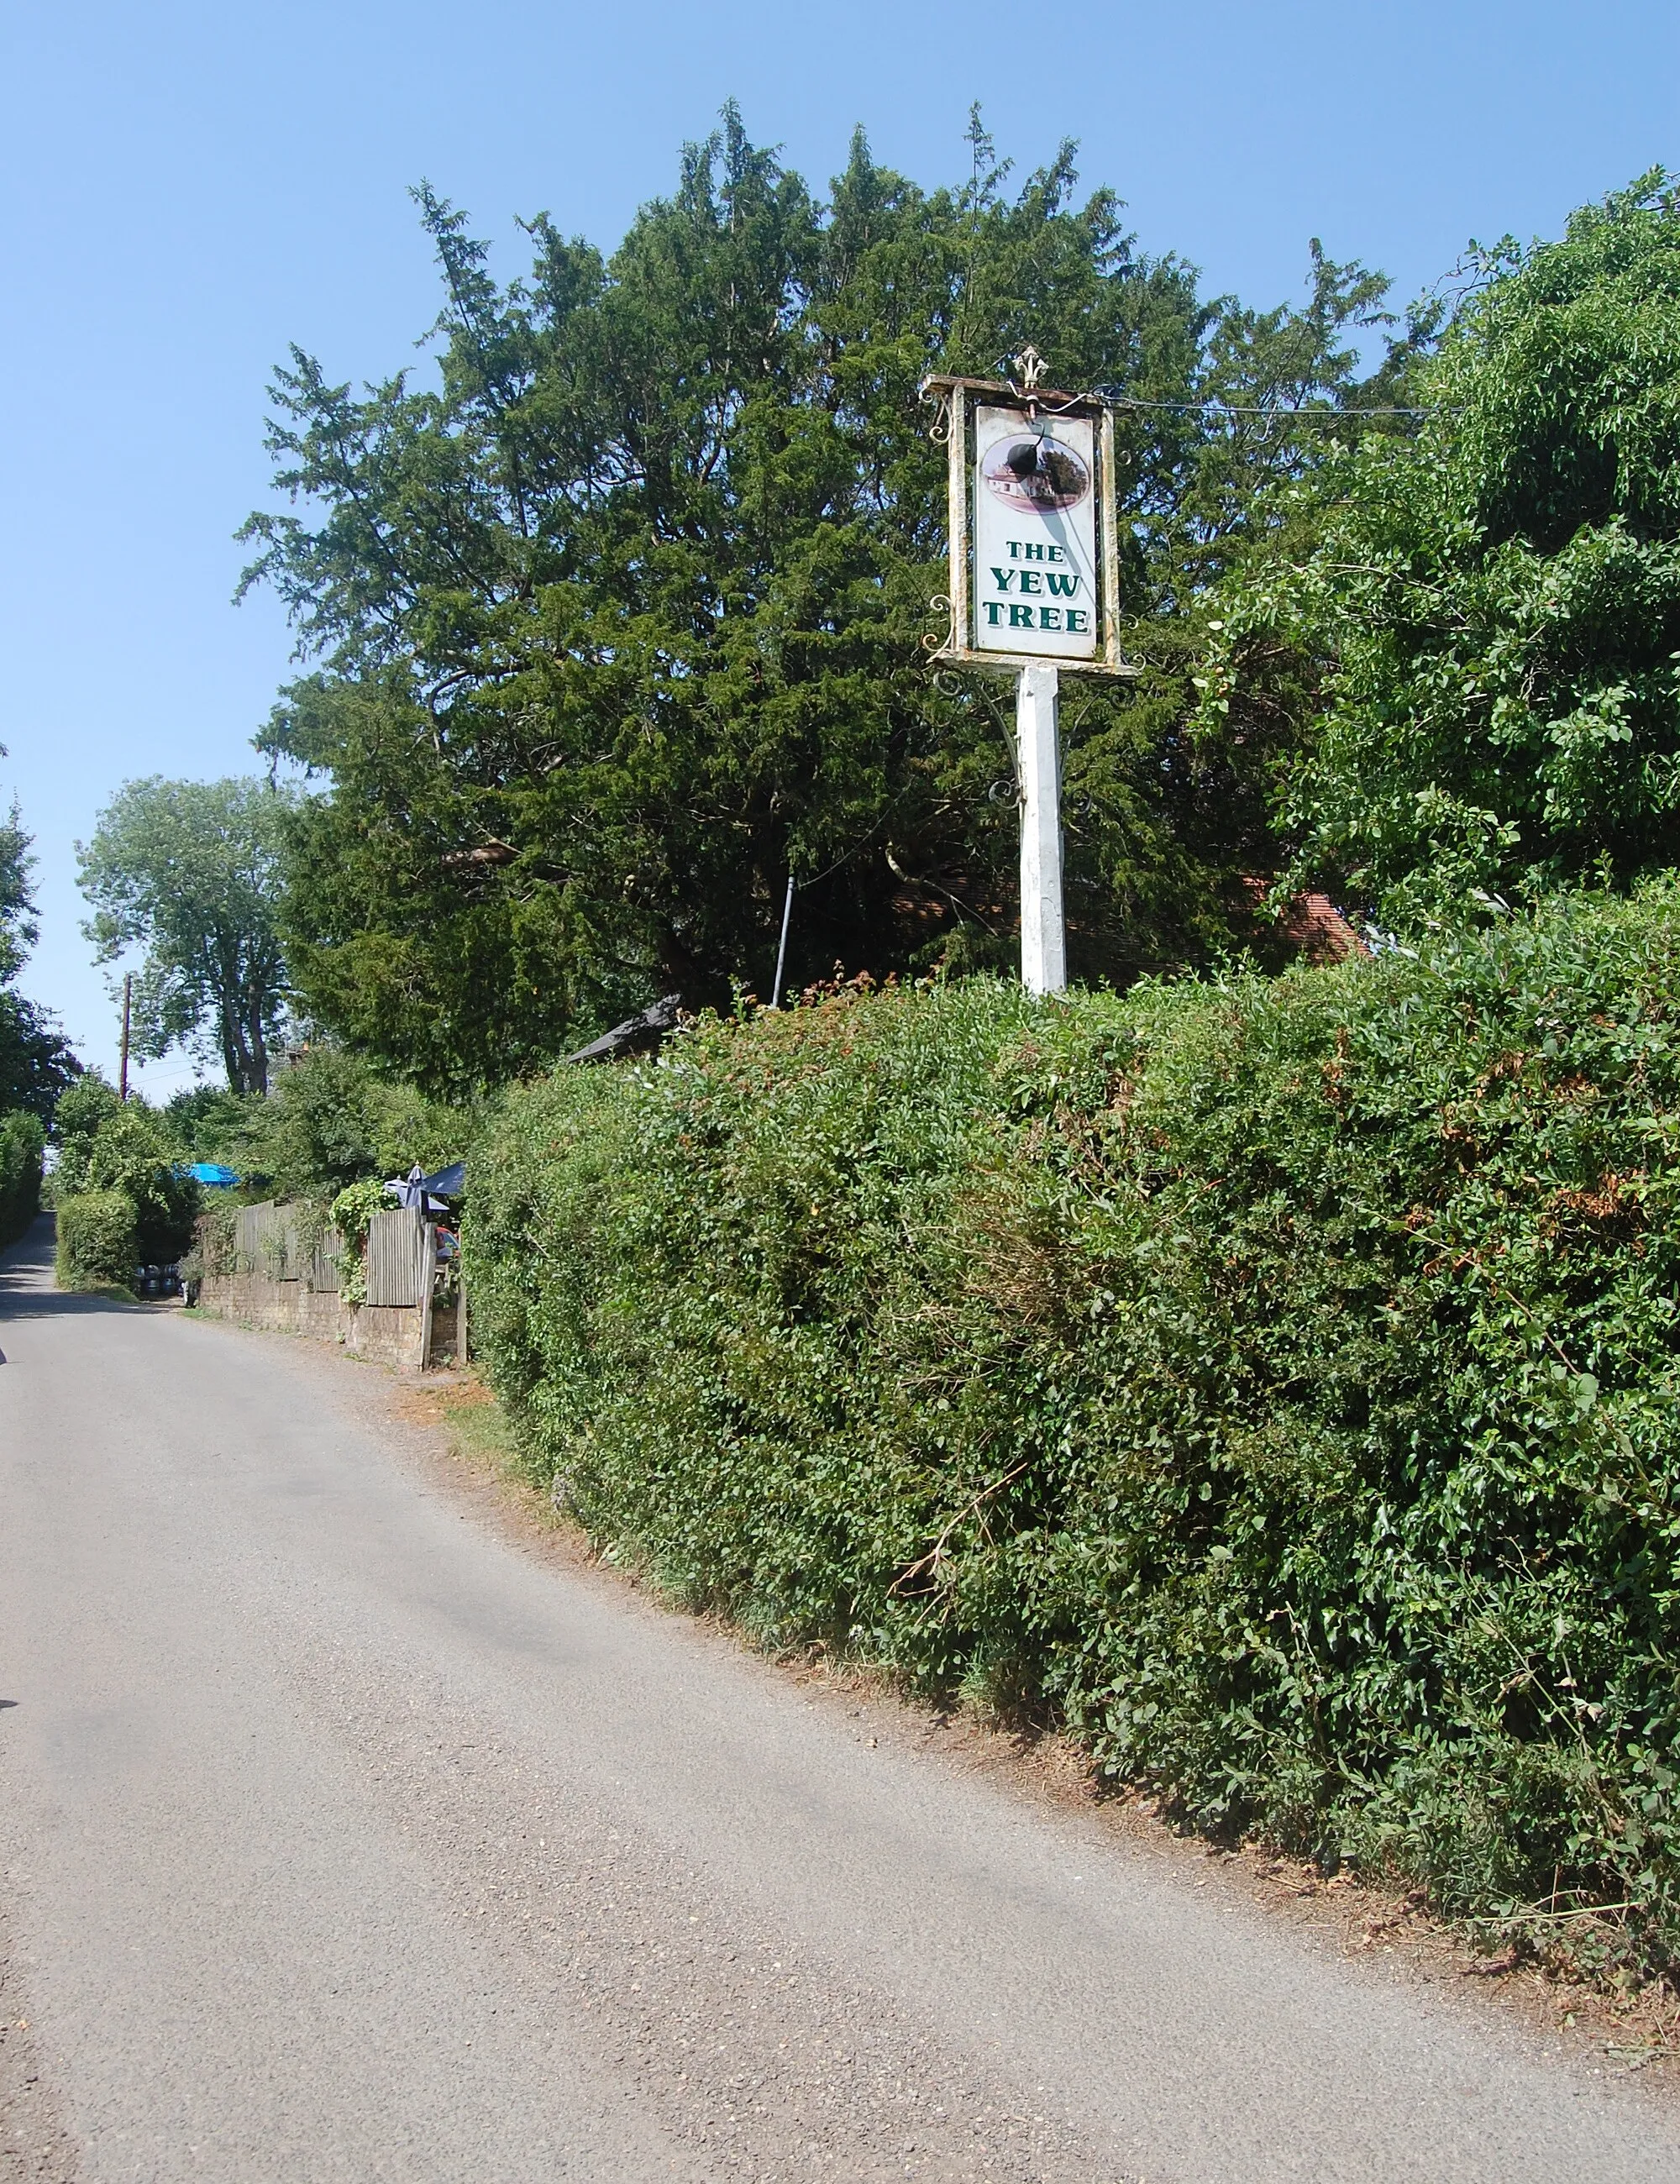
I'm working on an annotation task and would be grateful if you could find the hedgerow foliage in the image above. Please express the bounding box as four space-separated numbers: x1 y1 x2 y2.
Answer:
467 887 1680 1977
52 1079 199 1284
55 1189 139 1292
0 1110 44 1247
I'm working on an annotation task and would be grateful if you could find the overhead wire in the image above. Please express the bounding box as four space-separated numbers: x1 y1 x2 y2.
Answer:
1094 391 1451 418
980 355 1453 422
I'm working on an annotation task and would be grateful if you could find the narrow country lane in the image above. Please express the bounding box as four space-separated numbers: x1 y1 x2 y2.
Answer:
2 1217 1676 2184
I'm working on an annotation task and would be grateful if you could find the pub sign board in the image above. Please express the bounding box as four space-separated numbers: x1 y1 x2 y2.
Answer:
920 370 1134 677
973 406 1099 660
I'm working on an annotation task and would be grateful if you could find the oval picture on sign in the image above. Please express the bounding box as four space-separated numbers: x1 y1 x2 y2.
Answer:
981 431 1090 512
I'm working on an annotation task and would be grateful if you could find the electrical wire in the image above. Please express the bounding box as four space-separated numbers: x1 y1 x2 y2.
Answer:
792 796 911 891
976 358 1451 422
1094 391 1449 419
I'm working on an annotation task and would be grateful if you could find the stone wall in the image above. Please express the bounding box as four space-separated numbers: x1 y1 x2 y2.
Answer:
428 1294 461 1367
195 1271 447 1369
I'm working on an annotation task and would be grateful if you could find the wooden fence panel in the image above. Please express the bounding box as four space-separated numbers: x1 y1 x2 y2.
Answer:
307 1226 342 1293
366 1208 428 1308
234 1203 269 1274
213 1200 417 1305
242 1203 297 1278
221 1200 340 1285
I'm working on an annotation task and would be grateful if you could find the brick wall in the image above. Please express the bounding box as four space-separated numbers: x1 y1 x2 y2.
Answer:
196 1271 434 1368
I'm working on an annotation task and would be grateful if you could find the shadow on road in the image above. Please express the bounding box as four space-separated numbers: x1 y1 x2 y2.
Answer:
0 1215 148 1322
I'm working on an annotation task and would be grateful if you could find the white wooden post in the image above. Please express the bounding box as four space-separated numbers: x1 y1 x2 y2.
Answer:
416 1220 435 1370
1016 661 1066 996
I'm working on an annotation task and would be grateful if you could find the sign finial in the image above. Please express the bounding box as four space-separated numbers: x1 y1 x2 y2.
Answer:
1011 344 1048 395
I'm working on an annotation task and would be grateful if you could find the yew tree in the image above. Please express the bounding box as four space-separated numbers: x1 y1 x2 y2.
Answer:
247 110 1414 1089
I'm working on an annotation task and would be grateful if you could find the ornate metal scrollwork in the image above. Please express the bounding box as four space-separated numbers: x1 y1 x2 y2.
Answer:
921 593 957 656
921 386 953 444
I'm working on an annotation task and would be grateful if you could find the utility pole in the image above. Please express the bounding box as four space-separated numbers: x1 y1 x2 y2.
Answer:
770 873 795 1007
118 973 133 1102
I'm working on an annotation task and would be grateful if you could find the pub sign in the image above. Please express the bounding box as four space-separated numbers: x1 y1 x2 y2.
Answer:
972 407 1098 659
921 358 1131 677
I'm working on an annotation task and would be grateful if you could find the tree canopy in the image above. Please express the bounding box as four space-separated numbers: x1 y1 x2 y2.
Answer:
1205 171 1680 923
78 776 297 1095
0 766 79 1121
162 1045 469 1201
53 1074 198 1266
247 108 1419 1091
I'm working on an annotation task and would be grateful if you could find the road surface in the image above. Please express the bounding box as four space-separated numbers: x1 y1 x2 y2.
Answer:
2 1215 1676 2183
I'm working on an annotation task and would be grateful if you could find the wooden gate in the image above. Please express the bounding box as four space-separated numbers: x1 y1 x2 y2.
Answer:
365 1208 430 1308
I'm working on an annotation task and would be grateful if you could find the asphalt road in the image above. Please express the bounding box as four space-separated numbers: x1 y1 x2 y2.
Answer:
2 1215 1677 2184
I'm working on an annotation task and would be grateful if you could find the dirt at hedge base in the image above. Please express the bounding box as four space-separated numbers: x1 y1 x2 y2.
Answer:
388 1368 1680 2096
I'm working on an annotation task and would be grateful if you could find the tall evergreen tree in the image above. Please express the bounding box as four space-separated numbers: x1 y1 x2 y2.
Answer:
246 110 1414 1091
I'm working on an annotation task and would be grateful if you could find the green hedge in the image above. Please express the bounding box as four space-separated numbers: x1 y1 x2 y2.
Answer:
0 1111 44 1248
55 1189 139 1292
468 887 1680 1980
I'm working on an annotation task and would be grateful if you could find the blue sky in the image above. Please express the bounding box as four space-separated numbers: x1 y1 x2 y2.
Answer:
3 0 1675 1089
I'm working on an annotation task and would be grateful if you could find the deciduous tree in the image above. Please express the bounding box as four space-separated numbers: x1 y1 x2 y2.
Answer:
1204 171 1680 923
78 777 296 1095
0 765 79 1120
